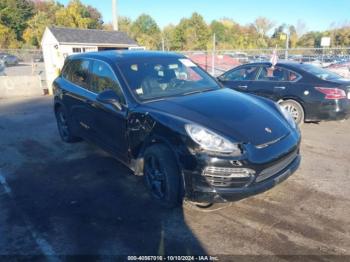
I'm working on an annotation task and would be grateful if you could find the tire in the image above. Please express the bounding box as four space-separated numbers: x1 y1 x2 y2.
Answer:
279 99 305 125
55 106 81 143
143 144 182 208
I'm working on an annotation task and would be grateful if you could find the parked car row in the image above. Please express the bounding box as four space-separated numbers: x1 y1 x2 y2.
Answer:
53 51 302 208
0 53 19 66
218 61 350 125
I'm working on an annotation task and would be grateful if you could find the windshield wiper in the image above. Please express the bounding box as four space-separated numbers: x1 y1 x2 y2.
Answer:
181 88 214 96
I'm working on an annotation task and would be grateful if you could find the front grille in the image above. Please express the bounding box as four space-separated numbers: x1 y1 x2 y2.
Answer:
256 150 298 183
203 167 254 188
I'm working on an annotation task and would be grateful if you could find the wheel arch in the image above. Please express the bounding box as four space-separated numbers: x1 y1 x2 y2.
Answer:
132 132 185 176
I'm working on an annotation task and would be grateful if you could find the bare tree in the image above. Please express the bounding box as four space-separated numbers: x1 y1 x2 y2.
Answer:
296 20 307 37
253 17 275 36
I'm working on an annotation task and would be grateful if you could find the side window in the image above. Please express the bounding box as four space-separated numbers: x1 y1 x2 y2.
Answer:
91 60 125 103
61 61 71 79
257 67 299 82
223 66 259 81
68 59 90 89
287 71 300 81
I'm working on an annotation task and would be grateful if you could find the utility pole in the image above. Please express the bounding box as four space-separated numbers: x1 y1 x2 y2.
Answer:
283 26 290 60
112 0 118 31
285 32 289 60
162 37 165 51
211 33 216 76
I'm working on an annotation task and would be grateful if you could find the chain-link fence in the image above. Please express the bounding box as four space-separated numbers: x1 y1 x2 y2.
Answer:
0 49 46 87
1 48 349 91
181 47 350 77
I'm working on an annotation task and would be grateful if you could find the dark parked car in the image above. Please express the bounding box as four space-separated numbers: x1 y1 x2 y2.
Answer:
0 54 19 66
53 51 301 207
218 62 350 124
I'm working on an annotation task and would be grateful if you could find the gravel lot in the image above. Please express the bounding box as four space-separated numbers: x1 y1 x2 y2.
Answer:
0 96 349 259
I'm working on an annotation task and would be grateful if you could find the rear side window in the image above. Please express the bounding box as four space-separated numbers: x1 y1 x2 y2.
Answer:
223 66 259 81
61 61 72 79
67 59 90 89
257 66 300 82
91 60 125 103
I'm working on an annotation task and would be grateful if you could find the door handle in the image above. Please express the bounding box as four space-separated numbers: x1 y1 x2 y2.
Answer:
274 86 286 90
238 85 248 90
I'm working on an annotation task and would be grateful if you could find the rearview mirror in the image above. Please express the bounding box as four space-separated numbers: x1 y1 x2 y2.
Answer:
96 89 123 111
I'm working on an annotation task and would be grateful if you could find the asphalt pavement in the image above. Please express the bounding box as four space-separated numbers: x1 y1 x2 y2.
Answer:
0 96 349 259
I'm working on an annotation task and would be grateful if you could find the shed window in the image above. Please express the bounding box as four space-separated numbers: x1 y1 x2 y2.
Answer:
72 48 82 53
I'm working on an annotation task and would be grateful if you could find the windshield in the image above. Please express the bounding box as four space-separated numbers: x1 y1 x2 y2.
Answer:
117 57 220 101
299 63 342 81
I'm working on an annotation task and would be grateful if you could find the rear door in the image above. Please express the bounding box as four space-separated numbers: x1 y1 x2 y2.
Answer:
248 66 301 101
218 65 260 93
60 58 95 138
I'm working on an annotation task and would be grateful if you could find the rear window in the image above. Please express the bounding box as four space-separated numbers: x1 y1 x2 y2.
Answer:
299 64 342 81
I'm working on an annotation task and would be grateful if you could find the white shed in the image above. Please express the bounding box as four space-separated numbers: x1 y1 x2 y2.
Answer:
41 26 139 93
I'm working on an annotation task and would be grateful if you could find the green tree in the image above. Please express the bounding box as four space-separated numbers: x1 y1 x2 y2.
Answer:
333 27 350 47
297 31 323 47
289 25 298 48
162 24 176 50
33 0 62 23
0 0 34 41
130 14 161 49
172 13 210 50
0 23 19 48
119 16 132 33
23 11 51 47
55 0 103 29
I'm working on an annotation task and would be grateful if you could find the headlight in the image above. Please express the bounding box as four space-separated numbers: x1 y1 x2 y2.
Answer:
185 124 241 155
278 104 296 129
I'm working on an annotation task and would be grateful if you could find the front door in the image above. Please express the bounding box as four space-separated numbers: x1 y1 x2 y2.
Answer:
218 65 260 93
248 66 298 101
89 60 129 162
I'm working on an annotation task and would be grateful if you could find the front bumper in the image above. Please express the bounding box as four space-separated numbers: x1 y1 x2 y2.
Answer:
186 153 300 203
182 133 301 203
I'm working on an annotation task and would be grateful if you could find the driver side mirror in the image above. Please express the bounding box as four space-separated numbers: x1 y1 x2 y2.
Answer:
96 89 123 111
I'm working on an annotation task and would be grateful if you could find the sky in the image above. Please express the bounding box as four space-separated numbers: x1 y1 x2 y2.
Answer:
59 0 350 32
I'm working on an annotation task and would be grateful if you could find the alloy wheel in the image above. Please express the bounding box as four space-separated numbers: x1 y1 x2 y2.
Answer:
57 110 69 140
283 103 300 121
144 155 167 200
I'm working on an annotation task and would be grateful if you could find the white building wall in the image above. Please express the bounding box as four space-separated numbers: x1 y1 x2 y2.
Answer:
41 27 137 93
41 28 60 94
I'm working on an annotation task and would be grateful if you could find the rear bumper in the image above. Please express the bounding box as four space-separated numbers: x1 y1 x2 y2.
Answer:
305 99 350 121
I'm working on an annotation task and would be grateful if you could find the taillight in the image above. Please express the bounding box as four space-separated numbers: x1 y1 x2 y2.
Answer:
315 87 347 99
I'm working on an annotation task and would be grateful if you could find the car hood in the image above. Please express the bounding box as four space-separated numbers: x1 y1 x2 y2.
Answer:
144 88 291 146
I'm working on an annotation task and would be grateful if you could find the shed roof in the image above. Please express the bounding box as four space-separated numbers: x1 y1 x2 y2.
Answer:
48 27 137 46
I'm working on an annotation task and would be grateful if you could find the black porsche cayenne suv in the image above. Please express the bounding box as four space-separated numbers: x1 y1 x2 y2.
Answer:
53 51 301 207
218 61 350 125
